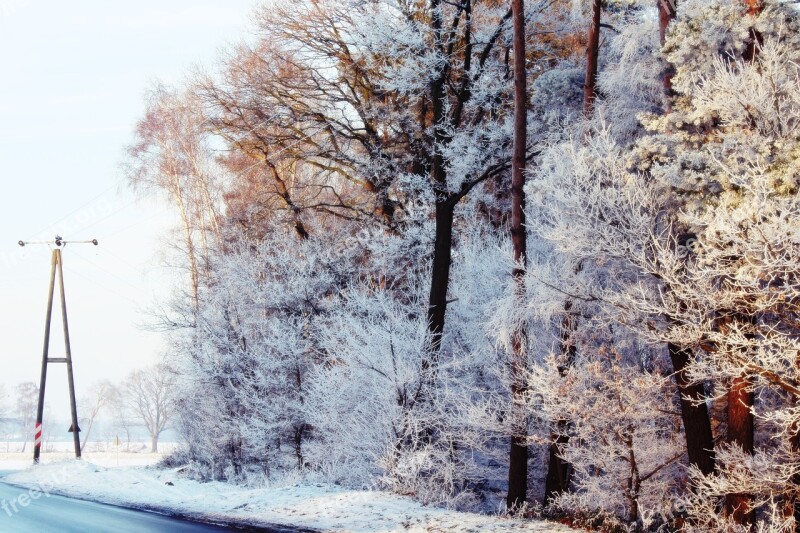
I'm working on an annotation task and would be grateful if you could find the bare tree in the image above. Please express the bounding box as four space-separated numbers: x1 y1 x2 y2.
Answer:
124 365 174 453
78 381 117 452
126 85 223 313
15 382 38 453
109 390 135 451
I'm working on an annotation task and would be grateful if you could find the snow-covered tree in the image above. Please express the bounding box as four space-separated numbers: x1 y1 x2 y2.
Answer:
637 4 800 527
123 0 800 528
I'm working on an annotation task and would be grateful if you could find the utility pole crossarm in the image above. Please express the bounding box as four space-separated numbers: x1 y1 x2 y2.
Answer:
19 236 98 248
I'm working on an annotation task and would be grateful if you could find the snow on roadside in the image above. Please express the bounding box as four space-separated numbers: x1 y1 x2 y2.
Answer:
0 451 164 470
2 461 575 532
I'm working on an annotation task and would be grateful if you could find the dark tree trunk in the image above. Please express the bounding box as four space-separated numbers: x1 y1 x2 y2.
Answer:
582 0 602 118
426 200 454 360
544 426 572 504
424 0 452 363
506 0 528 512
725 376 755 526
669 344 715 476
727 378 755 456
507 435 528 511
294 425 306 470
544 302 577 504
420 0 511 388
509 3 527 279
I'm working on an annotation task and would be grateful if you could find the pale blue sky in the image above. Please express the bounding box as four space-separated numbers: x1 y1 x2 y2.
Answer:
0 0 257 420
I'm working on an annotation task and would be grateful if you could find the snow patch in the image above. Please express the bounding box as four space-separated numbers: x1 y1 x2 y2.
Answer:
3 461 575 532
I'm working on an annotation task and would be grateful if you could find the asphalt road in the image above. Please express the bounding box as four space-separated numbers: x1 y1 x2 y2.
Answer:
0 471 312 533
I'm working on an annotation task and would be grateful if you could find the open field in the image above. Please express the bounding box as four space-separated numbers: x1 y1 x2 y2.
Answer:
0 442 179 470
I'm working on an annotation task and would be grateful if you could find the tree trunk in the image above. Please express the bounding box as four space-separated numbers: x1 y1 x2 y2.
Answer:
425 200 454 361
711 314 755 527
583 0 602 118
424 0 452 366
80 419 95 453
544 427 571 500
151 434 158 453
668 344 715 476
657 0 717 483
544 303 577 504
294 425 307 470
723 4 763 521
506 0 528 511
624 433 641 524
725 376 755 526
507 432 528 511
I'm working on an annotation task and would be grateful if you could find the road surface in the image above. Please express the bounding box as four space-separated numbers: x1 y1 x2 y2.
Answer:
0 471 311 532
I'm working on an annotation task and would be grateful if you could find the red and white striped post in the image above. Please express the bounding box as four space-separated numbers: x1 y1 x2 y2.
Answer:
34 423 42 453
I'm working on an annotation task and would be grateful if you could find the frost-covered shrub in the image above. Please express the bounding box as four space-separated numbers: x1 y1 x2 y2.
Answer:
526 350 684 526
168 228 350 480
304 284 432 487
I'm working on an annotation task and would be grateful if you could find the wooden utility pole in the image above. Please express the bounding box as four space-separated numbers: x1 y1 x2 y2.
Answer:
19 236 97 463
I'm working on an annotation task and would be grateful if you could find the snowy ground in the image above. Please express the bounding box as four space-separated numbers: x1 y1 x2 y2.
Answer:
1 461 576 532
0 441 177 470
0 451 165 470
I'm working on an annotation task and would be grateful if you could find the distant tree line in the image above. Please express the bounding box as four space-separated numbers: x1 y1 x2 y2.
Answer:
1 365 174 454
